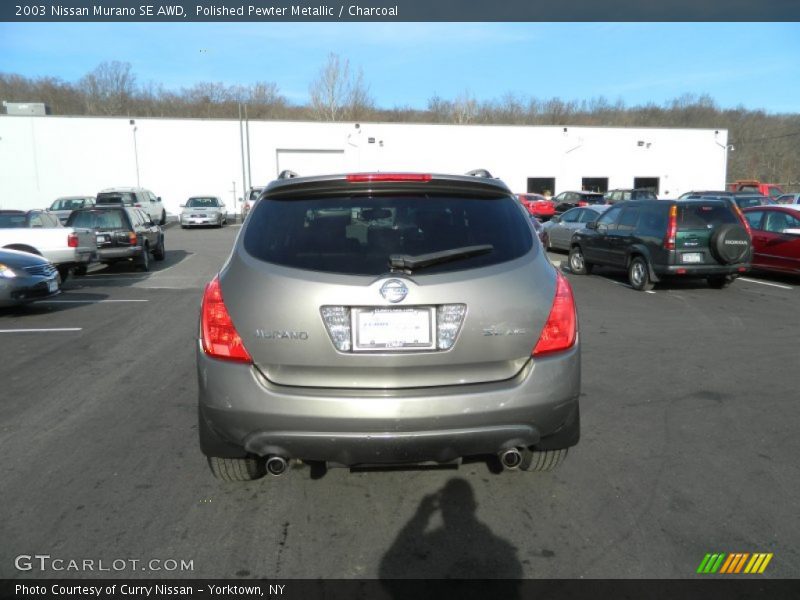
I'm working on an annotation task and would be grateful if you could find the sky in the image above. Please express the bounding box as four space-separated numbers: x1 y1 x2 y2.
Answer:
1 22 799 113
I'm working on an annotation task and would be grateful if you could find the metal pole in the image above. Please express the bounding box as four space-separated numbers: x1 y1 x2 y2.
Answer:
132 125 140 187
244 104 252 190
239 102 247 203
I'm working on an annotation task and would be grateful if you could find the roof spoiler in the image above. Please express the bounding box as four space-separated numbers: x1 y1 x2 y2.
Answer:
465 168 495 179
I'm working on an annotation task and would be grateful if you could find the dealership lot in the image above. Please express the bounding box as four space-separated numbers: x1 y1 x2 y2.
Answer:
1 225 798 579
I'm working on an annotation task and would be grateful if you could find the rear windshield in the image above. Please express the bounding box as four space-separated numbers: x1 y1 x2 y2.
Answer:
67 209 129 231
678 203 738 230
244 194 533 276
735 196 767 209
0 213 28 228
580 194 605 203
50 198 85 211
97 193 135 205
186 197 220 208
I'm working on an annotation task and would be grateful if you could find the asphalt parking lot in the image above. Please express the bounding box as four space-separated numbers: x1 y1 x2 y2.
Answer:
1 225 798 580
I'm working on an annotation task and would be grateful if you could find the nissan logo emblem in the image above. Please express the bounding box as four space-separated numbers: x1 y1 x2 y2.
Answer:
380 279 408 303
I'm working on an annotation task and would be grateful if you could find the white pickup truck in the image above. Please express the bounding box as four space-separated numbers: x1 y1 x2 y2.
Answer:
0 210 97 281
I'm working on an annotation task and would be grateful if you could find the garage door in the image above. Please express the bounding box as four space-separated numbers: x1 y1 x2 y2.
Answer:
275 149 345 178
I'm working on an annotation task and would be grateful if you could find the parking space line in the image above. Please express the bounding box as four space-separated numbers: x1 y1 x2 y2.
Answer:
598 276 656 294
39 299 150 304
80 273 148 277
0 328 82 333
739 278 793 290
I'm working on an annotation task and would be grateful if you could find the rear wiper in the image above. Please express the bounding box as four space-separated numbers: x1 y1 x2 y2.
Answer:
389 244 494 273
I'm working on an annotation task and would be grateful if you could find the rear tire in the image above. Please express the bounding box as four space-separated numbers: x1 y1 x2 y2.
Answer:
568 246 592 275
628 256 654 291
136 245 150 272
520 448 568 472
57 265 70 283
207 456 266 482
73 265 87 277
160 210 167 226
153 236 165 261
707 275 734 289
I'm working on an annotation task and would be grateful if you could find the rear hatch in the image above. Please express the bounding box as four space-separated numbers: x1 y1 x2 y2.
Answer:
96 192 138 208
68 209 134 249
676 201 749 266
221 177 557 389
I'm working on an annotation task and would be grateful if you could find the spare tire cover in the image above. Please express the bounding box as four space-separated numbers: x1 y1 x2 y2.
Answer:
710 224 750 264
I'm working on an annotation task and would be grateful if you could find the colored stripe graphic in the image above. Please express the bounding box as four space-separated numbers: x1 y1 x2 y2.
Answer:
759 554 773 573
697 554 713 573
734 553 750 573
719 554 735 574
699 552 773 574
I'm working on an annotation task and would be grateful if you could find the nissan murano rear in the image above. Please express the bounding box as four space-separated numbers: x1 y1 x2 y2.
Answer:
196 172 581 480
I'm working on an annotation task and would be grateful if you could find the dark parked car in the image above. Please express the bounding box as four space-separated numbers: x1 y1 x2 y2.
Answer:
0 248 60 307
569 199 752 291
679 190 773 211
552 191 605 214
604 189 658 204
66 206 165 271
541 204 611 251
742 206 800 275
197 171 580 481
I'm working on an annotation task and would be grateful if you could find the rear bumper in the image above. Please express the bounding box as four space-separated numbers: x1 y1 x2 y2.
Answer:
197 340 581 465
97 246 142 261
654 262 749 278
181 215 221 226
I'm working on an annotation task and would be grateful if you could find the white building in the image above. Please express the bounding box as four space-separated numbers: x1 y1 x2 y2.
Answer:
0 115 729 215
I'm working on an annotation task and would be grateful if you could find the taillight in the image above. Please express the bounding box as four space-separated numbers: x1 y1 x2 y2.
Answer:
664 205 678 250
67 233 78 248
532 272 577 357
134 203 142 207
201 276 252 363
733 204 752 237
577 201 588 207
346 173 432 183
128 232 137 246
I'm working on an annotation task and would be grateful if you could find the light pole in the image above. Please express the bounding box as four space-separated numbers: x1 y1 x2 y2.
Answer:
130 119 140 187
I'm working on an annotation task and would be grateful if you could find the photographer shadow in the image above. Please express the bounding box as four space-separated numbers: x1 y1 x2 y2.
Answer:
380 477 522 597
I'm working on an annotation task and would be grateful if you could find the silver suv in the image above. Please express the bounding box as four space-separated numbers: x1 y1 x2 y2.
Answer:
197 171 581 480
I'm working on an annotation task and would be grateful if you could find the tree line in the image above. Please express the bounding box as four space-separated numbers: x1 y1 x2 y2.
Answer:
1 56 798 188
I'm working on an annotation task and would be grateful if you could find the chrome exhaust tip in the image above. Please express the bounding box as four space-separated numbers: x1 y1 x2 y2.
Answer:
266 456 289 476
499 448 523 470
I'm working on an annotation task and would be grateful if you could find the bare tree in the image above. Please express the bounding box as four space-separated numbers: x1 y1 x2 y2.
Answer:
452 90 478 124
79 61 137 115
308 53 374 121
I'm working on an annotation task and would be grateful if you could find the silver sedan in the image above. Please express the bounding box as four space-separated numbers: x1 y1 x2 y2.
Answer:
180 196 228 228
542 204 610 251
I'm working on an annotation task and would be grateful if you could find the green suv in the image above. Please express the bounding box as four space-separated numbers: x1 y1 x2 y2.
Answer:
568 199 752 291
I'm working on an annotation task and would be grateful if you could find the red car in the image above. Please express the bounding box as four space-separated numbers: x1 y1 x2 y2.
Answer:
517 193 556 220
742 206 800 274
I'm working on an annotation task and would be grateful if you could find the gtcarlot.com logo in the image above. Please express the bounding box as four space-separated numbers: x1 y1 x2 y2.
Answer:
697 552 773 574
15 554 194 572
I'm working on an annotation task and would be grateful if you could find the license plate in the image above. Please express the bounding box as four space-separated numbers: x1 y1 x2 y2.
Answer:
48 279 58 292
97 234 108 244
681 252 703 263
353 307 435 351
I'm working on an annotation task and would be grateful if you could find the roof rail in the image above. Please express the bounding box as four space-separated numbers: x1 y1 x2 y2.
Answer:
465 168 494 179
278 170 299 180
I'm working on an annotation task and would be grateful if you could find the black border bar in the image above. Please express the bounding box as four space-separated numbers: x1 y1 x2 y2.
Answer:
3 579 800 600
